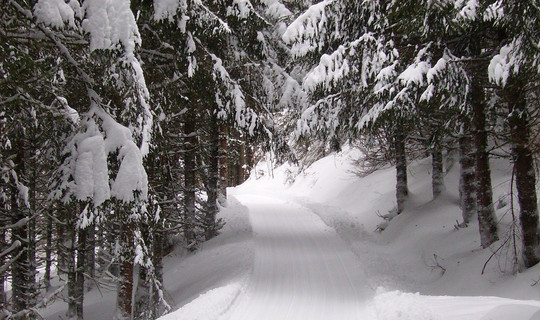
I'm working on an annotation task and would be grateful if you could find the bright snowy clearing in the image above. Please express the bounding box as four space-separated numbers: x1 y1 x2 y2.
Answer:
43 147 540 319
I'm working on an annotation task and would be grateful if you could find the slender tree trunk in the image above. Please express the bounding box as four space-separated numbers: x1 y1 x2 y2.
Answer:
152 229 164 316
459 126 476 225
57 207 68 277
218 125 228 205
86 223 96 291
394 127 408 214
245 143 253 179
67 220 77 319
106 224 119 277
237 142 245 185
44 208 53 290
472 78 498 248
117 221 134 319
431 142 444 199
28 163 37 306
75 227 87 319
507 79 540 268
0 229 5 312
183 113 197 248
10 138 36 315
96 225 110 276
205 112 219 241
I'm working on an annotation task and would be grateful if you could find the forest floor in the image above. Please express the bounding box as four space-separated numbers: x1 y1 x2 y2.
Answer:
42 147 540 319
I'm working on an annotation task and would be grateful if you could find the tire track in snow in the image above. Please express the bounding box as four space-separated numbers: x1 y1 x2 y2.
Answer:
226 194 373 320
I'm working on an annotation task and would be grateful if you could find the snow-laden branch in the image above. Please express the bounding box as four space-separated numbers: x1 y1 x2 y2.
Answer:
154 0 232 34
20 0 153 207
193 37 262 135
296 93 342 137
488 39 523 87
282 0 333 57
228 0 271 26
359 47 467 130
302 33 389 91
260 0 292 20
55 97 149 207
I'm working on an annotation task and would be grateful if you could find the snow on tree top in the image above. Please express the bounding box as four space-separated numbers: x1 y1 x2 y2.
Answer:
261 0 291 20
82 0 141 58
153 0 185 22
488 41 520 87
33 0 80 29
282 0 333 57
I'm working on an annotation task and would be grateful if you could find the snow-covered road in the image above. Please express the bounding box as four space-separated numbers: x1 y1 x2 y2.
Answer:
159 191 540 320
227 194 372 319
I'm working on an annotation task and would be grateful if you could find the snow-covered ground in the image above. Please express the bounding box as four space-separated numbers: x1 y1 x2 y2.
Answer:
42 147 540 319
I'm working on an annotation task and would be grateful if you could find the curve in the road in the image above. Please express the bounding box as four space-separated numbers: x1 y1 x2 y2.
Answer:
227 194 373 320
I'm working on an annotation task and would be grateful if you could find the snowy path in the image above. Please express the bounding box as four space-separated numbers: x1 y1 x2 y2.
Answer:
159 192 540 320
227 194 372 320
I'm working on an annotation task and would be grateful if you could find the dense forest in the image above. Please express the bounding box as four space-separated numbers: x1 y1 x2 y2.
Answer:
1 0 539 319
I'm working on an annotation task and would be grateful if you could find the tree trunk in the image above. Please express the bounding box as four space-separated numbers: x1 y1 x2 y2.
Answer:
218 125 228 205
237 142 245 185
205 112 219 241
28 164 37 307
44 208 53 290
67 220 77 319
96 224 111 276
183 113 197 248
75 227 87 319
458 126 476 225
86 223 96 291
152 229 164 317
57 207 68 277
10 138 36 315
507 80 540 268
431 142 444 199
245 143 253 179
0 229 5 313
472 79 498 248
117 221 134 319
394 127 408 214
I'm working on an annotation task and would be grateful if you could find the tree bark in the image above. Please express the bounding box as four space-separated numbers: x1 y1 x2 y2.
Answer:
507 79 540 268
458 126 476 225
245 143 254 179
183 112 197 248
28 163 37 307
205 112 219 241
431 142 444 199
10 137 36 315
218 125 228 205
0 229 5 312
44 208 53 290
75 227 87 319
117 221 134 319
152 229 164 317
472 79 498 248
237 142 245 185
86 223 96 291
56 207 68 277
67 218 77 319
394 127 408 214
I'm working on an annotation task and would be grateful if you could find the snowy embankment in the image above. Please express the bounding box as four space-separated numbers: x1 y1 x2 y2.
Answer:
161 147 540 319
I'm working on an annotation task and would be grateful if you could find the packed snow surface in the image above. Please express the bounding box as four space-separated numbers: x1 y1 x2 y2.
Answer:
160 192 540 320
226 194 372 319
